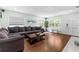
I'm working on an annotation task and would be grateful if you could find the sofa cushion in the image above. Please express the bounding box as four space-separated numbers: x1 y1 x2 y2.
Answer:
31 27 41 30
24 26 31 31
1 28 9 35
35 27 41 30
0 29 8 39
8 27 19 33
18 27 25 32
31 27 36 30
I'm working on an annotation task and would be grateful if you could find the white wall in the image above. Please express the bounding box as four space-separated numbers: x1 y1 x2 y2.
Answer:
67 13 79 35
48 11 79 35
1 8 79 36
48 15 70 33
0 9 43 28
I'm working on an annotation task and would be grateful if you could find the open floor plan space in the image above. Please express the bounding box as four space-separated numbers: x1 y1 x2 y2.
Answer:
0 6 79 52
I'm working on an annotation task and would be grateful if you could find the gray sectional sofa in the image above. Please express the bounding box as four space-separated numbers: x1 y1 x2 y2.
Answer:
0 28 24 52
8 26 45 44
0 26 44 52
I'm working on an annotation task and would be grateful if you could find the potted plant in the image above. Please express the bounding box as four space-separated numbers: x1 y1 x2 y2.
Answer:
44 18 48 31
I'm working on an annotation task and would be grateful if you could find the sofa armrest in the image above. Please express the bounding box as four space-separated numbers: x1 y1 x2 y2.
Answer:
0 35 24 43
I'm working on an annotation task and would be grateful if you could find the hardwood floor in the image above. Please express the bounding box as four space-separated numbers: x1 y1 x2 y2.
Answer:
45 32 71 51
24 32 71 52
24 39 49 52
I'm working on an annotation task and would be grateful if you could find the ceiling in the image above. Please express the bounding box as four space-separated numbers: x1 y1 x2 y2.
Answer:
0 6 78 17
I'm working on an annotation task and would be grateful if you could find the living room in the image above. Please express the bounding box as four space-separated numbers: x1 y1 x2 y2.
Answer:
0 6 79 52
